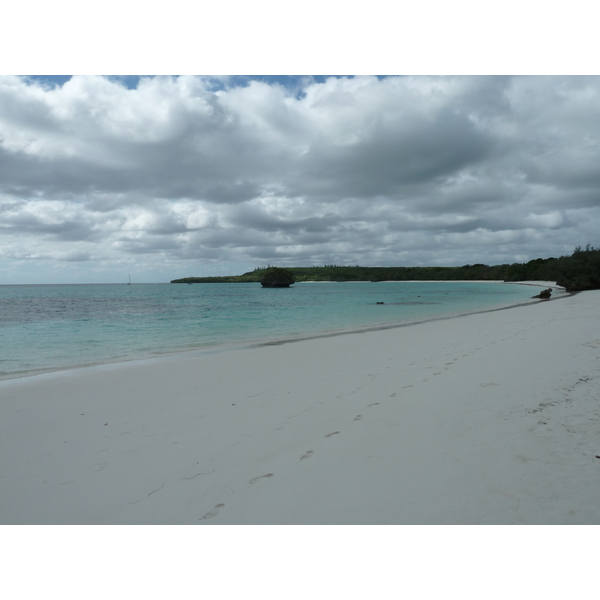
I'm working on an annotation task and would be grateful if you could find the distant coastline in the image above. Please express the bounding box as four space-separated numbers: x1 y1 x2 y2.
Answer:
171 246 600 291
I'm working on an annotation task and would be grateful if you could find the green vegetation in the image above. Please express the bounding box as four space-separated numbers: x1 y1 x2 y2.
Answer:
259 267 295 287
171 245 600 292
171 274 260 284
555 244 600 291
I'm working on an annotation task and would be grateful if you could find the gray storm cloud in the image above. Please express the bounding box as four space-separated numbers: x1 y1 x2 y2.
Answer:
1 74 599 282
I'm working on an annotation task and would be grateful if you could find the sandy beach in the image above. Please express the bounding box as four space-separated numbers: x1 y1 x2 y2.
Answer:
1 286 599 525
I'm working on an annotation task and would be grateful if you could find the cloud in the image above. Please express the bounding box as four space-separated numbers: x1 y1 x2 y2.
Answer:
1 75 600 282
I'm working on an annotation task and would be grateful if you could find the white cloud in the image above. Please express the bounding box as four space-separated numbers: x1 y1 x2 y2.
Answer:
1 75 600 282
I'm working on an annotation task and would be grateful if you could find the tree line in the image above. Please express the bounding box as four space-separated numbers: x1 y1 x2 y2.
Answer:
171 245 600 292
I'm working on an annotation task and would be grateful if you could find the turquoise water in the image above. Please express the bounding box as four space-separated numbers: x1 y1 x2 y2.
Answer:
0 281 540 379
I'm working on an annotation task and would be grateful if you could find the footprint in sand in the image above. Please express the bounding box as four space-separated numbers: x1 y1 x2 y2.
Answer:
368 402 379 407
389 393 397 398
300 450 314 461
250 473 274 484
325 431 340 438
200 503 224 520
353 415 363 421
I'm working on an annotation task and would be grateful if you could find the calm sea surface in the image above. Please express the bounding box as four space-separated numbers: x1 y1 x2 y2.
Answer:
0 281 541 379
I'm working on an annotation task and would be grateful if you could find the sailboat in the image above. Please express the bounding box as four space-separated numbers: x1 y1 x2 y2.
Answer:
127 275 132 285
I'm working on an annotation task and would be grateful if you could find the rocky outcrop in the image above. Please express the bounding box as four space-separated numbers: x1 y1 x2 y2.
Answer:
260 267 295 288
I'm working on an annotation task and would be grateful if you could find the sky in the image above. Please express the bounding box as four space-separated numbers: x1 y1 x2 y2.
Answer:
1 73 600 283
2 1 599 284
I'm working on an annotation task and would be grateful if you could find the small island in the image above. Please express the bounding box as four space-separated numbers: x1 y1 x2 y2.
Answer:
259 267 295 288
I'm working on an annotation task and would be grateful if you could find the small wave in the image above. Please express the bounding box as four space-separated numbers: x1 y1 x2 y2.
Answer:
381 301 439 306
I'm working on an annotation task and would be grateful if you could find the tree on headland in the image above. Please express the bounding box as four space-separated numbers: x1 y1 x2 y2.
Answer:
555 244 600 291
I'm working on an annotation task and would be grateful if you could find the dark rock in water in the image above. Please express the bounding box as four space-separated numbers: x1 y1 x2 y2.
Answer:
260 267 295 288
376 301 385 304
532 287 552 299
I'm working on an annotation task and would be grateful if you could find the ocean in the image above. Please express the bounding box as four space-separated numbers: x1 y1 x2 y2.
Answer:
0 281 544 380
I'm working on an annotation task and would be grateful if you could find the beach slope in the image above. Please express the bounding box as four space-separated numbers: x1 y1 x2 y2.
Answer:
1 290 599 524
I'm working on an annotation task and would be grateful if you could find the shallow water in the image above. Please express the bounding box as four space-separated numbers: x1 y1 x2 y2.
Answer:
0 281 540 379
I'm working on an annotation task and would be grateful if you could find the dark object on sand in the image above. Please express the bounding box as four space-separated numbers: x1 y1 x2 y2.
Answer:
532 288 552 299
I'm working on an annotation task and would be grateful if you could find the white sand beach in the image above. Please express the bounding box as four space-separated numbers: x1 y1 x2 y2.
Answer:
1 287 599 525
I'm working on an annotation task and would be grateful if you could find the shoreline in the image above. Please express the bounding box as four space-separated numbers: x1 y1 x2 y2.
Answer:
1 280 565 384
1 286 598 524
